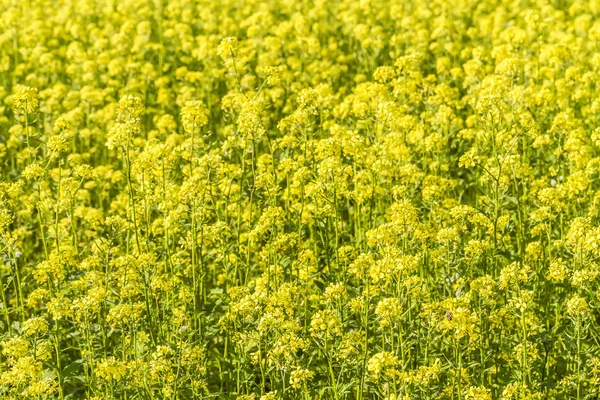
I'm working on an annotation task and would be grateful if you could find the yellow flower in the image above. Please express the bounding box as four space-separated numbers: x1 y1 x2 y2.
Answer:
566 295 589 318
13 85 39 114
367 351 399 380
181 100 209 133
217 37 239 61
289 367 314 389
23 317 49 337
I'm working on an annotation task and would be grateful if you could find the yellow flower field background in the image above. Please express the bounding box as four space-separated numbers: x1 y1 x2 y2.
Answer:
0 0 599 399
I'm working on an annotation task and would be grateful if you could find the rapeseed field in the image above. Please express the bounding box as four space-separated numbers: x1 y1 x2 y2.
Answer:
0 0 599 398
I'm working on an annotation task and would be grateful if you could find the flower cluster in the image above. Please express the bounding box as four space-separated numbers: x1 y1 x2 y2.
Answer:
1 0 600 399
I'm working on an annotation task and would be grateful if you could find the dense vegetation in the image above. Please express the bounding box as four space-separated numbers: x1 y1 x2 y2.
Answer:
1 0 600 398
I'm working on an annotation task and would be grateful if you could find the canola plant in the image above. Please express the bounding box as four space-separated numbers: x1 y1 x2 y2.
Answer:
1 0 600 399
